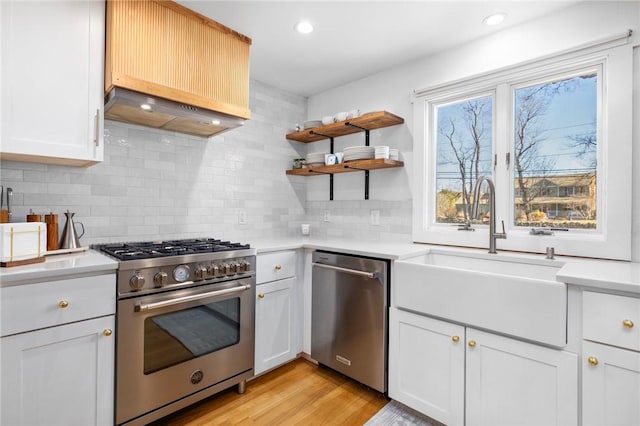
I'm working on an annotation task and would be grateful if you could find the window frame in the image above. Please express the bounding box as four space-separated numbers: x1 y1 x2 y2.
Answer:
412 43 633 260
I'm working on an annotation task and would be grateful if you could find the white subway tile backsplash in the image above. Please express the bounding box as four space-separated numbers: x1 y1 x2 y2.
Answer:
0 79 412 244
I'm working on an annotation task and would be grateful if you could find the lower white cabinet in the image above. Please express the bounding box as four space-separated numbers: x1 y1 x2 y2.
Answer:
389 307 578 426
389 307 465 425
582 340 640 426
1 315 115 426
255 277 296 375
582 291 640 426
466 328 578 426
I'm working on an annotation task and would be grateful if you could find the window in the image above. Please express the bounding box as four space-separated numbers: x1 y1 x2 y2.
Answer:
435 94 493 223
413 41 633 260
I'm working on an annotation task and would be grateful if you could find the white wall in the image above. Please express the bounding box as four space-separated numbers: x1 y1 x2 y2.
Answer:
307 1 640 256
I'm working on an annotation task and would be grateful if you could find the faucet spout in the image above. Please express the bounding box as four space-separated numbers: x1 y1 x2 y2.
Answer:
472 176 507 254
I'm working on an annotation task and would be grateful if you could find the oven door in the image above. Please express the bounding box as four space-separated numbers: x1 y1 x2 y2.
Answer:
116 278 255 425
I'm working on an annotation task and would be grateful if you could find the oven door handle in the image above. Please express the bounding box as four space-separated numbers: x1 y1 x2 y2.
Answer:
312 262 378 279
134 284 252 312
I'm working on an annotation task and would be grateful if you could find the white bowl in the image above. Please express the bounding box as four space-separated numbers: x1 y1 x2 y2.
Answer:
321 116 334 125
335 112 348 122
304 119 322 129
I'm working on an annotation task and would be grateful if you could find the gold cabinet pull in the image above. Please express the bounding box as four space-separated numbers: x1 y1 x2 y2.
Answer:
274 264 282 270
258 293 265 299
468 340 477 348
58 300 69 309
623 319 634 329
588 356 599 366
103 329 113 337
452 335 460 343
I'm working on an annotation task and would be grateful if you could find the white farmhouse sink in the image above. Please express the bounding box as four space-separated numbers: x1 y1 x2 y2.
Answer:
394 249 567 346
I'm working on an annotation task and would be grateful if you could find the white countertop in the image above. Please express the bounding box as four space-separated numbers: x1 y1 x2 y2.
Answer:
253 238 640 295
0 249 118 286
1 238 639 295
251 237 429 260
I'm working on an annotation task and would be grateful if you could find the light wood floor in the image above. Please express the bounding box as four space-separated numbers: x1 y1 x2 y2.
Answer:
153 358 389 425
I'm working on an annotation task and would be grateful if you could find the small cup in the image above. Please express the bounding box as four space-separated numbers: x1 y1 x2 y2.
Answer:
334 152 344 164
335 112 348 122
347 109 360 119
301 224 310 235
325 154 337 165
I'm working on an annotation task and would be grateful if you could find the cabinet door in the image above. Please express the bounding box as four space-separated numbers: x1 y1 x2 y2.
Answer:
388 308 465 425
466 328 578 426
582 340 640 426
0 0 104 166
255 277 296 375
1 316 115 426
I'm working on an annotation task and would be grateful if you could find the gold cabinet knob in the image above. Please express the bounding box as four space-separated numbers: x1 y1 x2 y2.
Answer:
623 319 634 329
103 329 113 337
468 340 477 348
588 356 599 366
258 293 265 299
452 335 460 343
58 300 69 309
274 264 282 271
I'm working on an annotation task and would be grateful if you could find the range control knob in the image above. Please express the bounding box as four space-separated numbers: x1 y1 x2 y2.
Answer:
129 274 146 290
195 265 208 280
228 262 238 274
219 263 230 276
208 264 220 278
239 260 251 272
153 271 168 287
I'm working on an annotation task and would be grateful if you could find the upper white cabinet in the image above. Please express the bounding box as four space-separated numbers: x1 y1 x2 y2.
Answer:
0 1 105 166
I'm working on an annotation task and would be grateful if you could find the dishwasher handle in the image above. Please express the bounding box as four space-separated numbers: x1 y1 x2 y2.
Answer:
312 262 379 279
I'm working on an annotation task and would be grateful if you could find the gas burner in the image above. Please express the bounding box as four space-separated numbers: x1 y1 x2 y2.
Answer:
96 238 251 261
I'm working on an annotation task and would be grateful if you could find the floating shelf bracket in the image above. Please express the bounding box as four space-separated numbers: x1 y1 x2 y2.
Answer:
307 134 335 200
345 123 370 198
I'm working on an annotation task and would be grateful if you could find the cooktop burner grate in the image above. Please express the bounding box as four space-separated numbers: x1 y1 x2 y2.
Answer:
97 238 251 261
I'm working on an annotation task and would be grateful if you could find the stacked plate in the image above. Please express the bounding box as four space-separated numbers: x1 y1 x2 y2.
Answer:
343 146 375 162
374 146 389 159
306 152 327 166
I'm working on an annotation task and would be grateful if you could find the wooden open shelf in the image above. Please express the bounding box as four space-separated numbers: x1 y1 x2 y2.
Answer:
286 111 404 143
286 159 404 176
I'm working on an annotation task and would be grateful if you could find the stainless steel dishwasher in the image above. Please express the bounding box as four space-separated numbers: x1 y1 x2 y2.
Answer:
311 251 389 393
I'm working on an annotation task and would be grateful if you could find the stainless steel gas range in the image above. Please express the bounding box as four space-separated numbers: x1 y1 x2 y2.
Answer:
96 239 257 426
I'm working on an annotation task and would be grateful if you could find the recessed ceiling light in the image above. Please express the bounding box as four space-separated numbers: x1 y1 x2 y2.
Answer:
295 20 314 34
140 103 152 111
483 13 506 26
211 119 221 126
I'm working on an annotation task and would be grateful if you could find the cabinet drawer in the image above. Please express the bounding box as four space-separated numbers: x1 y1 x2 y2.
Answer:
1 273 116 337
257 251 296 284
583 292 640 351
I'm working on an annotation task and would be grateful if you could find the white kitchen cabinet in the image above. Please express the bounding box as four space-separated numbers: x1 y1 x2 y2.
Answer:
582 291 640 425
255 250 299 375
389 308 578 426
389 308 465 426
0 0 104 166
1 272 116 426
466 328 578 426
1 316 115 426
582 340 640 426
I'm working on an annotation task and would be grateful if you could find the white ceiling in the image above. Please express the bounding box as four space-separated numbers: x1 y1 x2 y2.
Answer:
177 1 581 97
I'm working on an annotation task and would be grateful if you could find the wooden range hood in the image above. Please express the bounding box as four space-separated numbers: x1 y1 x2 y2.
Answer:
104 0 251 137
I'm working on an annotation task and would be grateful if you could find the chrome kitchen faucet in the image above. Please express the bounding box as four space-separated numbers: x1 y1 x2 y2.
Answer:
472 176 507 254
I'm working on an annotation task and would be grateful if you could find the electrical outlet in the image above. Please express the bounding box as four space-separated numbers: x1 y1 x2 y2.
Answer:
371 210 380 226
323 211 331 222
238 210 247 225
